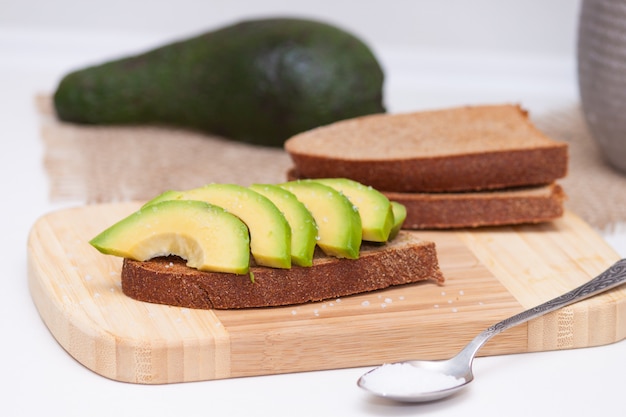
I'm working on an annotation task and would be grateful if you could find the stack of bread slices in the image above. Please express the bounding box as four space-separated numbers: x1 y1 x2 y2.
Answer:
285 104 568 229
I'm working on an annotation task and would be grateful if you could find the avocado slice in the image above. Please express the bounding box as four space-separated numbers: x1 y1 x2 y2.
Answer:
89 200 250 274
388 201 407 240
144 184 292 269
53 18 385 147
280 180 362 259
249 183 318 267
310 178 394 242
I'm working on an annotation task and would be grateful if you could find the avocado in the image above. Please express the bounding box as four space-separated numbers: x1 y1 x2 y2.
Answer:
144 183 292 269
310 178 394 242
249 183 318 267
89 200 250 274
53 17 386 147
280 180 362 259
389 201 407 240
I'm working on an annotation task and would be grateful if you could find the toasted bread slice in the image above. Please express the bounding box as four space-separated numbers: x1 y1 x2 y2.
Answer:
121 231 443 309
383 183 565 229
284 104 568 193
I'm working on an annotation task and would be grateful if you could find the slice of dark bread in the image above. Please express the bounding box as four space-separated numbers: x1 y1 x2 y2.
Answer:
286 168 565 229
384 183 566 229
284 104 568 193
121 231 443 309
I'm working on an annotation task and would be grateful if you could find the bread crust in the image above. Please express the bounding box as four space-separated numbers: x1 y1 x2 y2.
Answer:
285 104 568 192
121 232 444 309
384 183 566 229
288 147 567 193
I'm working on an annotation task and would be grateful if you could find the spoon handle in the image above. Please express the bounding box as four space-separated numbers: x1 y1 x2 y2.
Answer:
460 258 626 361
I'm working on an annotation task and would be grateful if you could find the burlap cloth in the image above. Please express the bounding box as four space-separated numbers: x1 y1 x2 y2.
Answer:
37 95 626 232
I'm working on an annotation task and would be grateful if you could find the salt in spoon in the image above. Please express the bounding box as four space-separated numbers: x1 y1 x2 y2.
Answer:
357 258 626 402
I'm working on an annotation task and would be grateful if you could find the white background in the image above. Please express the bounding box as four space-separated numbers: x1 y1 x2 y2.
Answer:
2 0 579 57
4 1 626 416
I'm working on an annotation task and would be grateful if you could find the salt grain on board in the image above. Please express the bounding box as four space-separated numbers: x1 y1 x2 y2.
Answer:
360 363 465 396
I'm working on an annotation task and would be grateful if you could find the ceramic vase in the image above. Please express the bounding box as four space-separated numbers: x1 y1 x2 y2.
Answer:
578 0 626 173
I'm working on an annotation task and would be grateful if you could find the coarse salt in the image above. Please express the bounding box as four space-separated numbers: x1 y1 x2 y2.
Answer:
360 363 465 396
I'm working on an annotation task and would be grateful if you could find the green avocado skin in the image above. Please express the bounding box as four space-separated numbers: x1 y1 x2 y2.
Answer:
53 18 386 147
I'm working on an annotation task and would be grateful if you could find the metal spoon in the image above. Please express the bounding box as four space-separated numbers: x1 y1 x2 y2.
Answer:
358 258 626 403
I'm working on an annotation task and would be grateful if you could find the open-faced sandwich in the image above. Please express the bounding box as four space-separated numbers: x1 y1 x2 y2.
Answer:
90 180 444 309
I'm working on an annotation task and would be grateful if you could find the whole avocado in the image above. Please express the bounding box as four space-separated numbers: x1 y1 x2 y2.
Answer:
53 17 386 147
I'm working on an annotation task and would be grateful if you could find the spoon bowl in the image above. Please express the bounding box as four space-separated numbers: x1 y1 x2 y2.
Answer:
358 357 474 402
358 259 626 402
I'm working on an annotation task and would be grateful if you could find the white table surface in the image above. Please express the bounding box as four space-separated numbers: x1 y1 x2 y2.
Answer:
2 26 626 417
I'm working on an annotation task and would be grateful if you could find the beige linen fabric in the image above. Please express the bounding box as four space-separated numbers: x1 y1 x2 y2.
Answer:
38 96 292 202
38 96 626 231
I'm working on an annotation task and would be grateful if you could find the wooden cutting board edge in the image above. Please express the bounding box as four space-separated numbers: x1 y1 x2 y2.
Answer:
26 204 626 384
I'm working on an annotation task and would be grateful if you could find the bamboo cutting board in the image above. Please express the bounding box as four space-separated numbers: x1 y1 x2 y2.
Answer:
27 203 625 384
